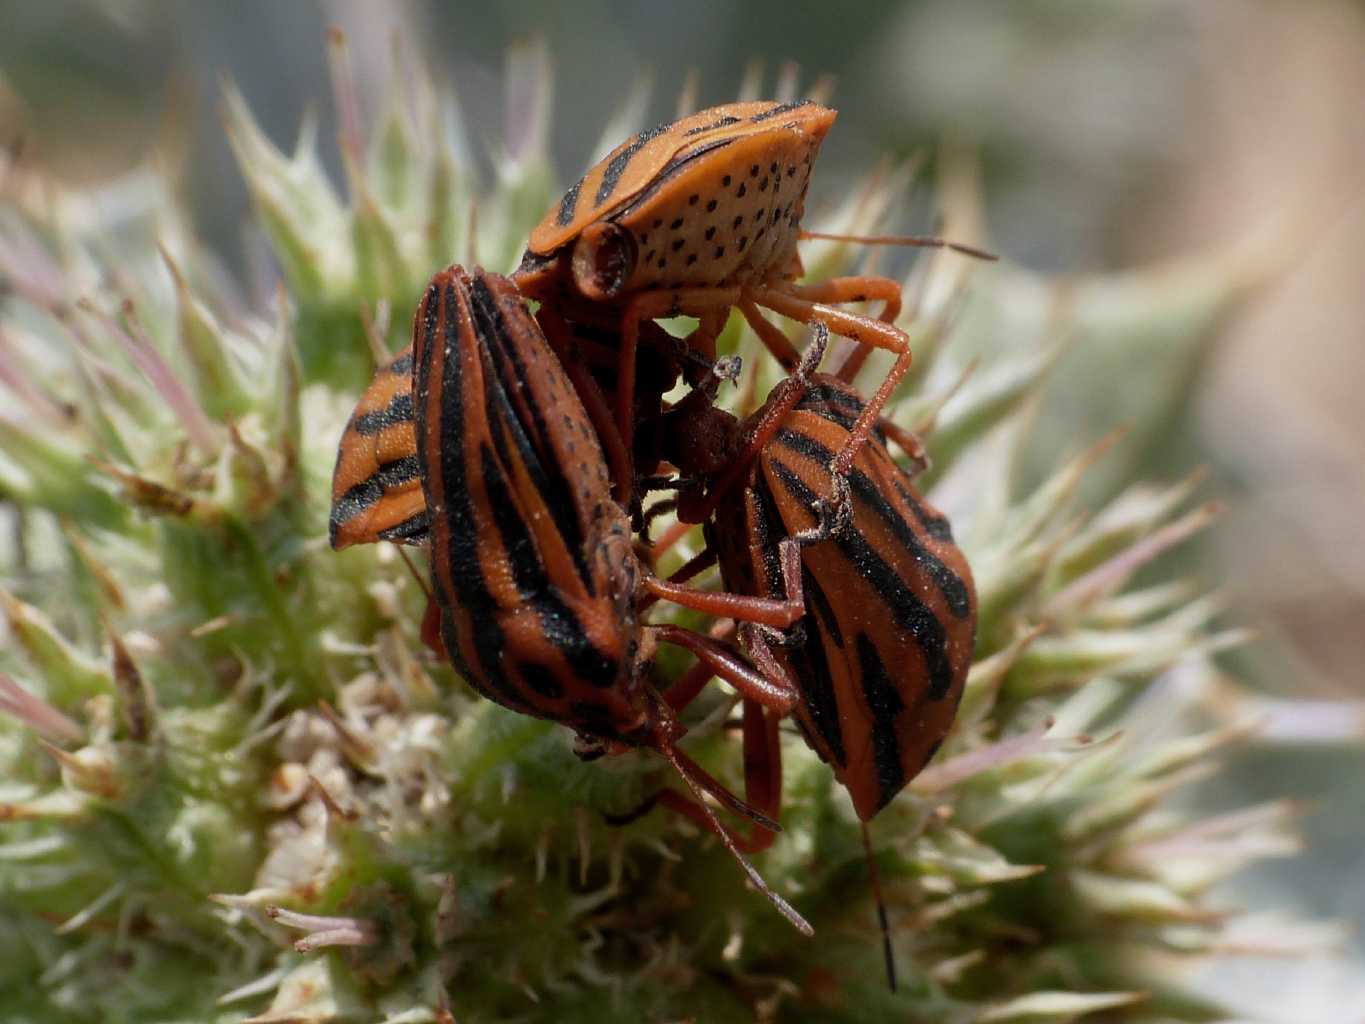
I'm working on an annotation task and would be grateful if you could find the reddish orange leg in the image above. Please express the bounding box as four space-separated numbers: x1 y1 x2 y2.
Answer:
741 698 782 836
663 617 737 712
652 623 798 714
650 516 697 561
641 538 804 634
638 545 717 615
750 284 913 482
739 297 801 370
766 277 929 472
655 697 782 855
874 417 929 475
653 740 810 935
784 275 903 383
419 596 444 656
690 307 730 367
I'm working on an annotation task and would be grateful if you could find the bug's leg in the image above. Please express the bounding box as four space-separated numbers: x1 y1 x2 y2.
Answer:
661 618 735 712
419 596 444 657
641 572 800 631
642 535 806 633
651 622 798 714
749 284 913 486
738 697 783 853
536 307 636 504
687 307 730 371
601 791 661 826
738 298 801 370
784 275 903 382
639 495 678 547
652 789 775 853
873 416 930 476
655 741 812 935
748 282 926 472
653 702 782 856
638 545 717 614
792 472 853 545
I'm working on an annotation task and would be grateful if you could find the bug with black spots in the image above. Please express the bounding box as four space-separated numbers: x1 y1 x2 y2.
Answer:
513 97 992 514
329 264 821 935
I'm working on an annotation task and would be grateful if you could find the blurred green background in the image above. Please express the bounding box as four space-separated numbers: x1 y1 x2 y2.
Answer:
3 0 1363 1015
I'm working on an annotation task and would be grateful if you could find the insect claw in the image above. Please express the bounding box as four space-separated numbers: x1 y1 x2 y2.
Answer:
712 354 743 387
797 322 830 381
744 619 805 650
795 470 852 544
602 791 662 826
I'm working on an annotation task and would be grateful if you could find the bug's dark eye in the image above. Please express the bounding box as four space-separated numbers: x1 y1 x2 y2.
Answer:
572 221 638 301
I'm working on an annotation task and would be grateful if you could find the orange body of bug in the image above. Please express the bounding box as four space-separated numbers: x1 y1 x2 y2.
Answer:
663 348 977 821
512 99 920 507
518 100 833 301
329 346 428 550
412 268 641 732
330 265 817 934
654 339 976 989
705 376 976 820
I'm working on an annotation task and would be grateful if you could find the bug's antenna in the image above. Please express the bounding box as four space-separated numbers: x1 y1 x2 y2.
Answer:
860 819 898 992
799 229 997 262
658 738 813 937
394 545 433 603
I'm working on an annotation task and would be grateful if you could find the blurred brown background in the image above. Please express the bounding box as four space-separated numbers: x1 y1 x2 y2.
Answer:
3 0 1363 1004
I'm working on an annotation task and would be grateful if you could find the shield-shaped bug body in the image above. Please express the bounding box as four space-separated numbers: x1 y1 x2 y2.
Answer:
332 265 818 934
662 327 977 819
329 346 429 550
514 99 989 511
660 334 977 984
697 374 977 820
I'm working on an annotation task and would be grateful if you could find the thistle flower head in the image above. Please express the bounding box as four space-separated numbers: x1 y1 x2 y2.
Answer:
0 34 1335 1023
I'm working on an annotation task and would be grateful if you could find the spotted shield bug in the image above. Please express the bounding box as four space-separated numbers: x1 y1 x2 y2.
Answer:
331 265 819 934
514 99 991 511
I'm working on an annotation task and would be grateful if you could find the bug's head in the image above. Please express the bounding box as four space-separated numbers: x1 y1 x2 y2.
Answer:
660 386 742 478
571 221 637 301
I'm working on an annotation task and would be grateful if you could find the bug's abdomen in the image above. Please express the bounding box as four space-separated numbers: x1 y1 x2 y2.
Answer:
617 128 822 292
413 268 641 734
329 345 430 550
714 378 977 820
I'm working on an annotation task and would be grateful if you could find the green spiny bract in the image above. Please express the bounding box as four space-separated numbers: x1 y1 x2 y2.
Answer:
0 35 1312 1024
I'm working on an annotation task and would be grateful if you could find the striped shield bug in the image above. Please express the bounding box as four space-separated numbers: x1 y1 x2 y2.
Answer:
330 345 428 550
658 325 978 985
661 334 977 818
333 264 821 934
513 98 992 510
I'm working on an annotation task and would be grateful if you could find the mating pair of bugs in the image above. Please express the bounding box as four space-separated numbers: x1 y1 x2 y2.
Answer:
329 99 981 973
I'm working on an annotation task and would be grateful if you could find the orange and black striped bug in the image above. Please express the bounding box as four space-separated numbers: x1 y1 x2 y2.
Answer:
330 346 427 550
653 325 978 987
330 264 821 935
513 98 993 510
